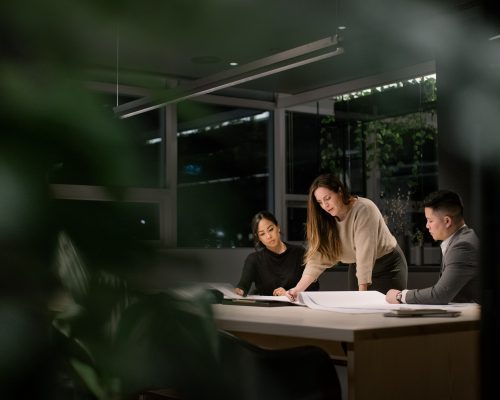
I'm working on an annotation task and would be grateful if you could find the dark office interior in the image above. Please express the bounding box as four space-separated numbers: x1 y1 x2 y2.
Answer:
1 1 499 399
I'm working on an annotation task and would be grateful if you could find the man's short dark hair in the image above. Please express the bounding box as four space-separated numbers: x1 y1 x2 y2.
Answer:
423 190 463 220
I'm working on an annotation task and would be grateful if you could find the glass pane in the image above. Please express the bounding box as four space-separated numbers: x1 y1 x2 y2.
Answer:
285 111 321 194
54 199 160 241
287 206 307 243
177 101 272 248
335 76 438 201
48 94 164 188
319 117 365 195
178 177 266 248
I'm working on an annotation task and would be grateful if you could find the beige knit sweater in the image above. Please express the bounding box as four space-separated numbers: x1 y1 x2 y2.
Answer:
304 197 397 285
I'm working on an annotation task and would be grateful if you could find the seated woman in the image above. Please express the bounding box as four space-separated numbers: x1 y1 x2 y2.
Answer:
234 211 319 297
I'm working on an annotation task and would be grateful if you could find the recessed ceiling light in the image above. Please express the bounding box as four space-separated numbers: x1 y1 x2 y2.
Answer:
229 62 239 66
338 26 347 30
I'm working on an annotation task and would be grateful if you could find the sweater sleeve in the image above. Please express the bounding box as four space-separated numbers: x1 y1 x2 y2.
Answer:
303 251 337 280
236 254 257 295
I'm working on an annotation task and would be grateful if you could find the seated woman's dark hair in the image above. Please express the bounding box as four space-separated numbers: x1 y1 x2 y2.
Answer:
251 211 279 249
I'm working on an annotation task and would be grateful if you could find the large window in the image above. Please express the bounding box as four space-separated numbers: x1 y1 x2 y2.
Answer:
285 75 438 255
177 101 273 248
49 92 167 249
49 91 273 249
52 74 437 252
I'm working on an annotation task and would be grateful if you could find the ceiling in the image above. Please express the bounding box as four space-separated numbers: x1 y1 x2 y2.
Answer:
83 0 485 103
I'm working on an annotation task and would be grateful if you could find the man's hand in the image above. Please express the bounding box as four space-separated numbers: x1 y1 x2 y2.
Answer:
385 289 400 304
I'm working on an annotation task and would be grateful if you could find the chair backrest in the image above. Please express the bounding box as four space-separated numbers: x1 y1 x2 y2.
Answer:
218 330 342 400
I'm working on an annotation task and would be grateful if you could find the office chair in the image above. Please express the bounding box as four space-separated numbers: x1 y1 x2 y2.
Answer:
218 330 342 400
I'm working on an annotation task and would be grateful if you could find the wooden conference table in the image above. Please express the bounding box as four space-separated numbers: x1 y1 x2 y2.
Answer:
213 303 480 400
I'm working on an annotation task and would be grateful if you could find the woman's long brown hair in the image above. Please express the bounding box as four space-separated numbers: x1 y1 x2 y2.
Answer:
304 174 352 264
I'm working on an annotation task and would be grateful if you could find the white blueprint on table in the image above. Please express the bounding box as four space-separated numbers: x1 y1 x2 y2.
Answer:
298 291 479 313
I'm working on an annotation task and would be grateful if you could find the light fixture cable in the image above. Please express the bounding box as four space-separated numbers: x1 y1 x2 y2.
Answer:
116 24 120 108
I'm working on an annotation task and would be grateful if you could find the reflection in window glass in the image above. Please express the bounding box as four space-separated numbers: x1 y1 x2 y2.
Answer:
177 101 272 248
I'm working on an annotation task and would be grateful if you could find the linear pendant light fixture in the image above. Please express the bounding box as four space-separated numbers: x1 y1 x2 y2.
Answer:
114 34 343 119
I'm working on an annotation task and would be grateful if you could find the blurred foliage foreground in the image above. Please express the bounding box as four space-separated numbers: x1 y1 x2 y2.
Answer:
2 226 228 400
0 1 242 398
0 68 227 399
51 233 225 400
51 232 226 400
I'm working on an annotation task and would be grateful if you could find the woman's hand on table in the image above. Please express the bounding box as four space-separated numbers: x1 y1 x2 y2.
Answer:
286 287 299 301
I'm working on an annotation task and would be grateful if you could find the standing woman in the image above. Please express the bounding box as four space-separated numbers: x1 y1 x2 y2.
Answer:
288 174 407 299
235 211 319 297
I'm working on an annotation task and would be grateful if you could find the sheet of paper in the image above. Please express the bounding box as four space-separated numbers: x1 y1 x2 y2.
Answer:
298 291 479 313
205 284 478 313
205 282 243 299
299 290 386 307
203 282 304 304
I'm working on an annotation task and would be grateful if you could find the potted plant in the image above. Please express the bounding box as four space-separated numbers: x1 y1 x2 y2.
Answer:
409 228 424 266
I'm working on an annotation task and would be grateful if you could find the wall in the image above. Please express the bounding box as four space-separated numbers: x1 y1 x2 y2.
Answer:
141 248 439 292
139 248 253 292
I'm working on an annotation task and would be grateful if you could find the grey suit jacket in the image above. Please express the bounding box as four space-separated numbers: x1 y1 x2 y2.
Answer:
405 226 480 305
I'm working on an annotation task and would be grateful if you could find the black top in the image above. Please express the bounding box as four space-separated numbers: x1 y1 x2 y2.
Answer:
236 242 319 295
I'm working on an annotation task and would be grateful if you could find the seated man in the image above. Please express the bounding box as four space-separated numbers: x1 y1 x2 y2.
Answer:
386 190 480 305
